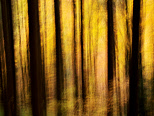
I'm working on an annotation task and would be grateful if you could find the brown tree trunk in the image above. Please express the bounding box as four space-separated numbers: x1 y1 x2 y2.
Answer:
28 0 46 115
107 0 115 115
129 0 140 115
54 0 64 115
73 0 82 115
81 0 86 113
1 0 17 115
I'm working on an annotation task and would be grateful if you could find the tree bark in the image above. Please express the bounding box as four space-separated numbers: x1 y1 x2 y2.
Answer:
1 0 17 115
54 0 64 115
107 0 115 115
81 0 86 113
28 0 46 115
129 0 140 115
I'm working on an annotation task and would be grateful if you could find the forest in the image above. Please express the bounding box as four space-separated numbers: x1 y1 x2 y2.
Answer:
0 0 154 116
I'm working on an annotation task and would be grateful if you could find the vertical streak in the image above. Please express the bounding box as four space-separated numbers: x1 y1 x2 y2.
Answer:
107 0 115 115
73 0 77 101
17 1 25 108
1 0 17 115
138 1 145 115
73 1 80 115
54 0 64 115
81 0 85 113
73 0 82 115
43 0 47 115
28 0 46 115
129 0 140 115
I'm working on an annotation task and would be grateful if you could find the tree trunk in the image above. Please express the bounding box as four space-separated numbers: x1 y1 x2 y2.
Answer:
1 0 17 115
107 0 115 115
129 0 140 115
73 0 82 115
81 0 86 113
54 0 64 115
28 0 46 115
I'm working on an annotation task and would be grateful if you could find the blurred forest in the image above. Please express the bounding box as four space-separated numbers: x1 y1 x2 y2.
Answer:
0 0 154 116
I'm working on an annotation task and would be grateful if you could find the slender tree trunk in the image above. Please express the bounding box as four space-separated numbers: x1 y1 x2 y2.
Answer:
73 1 79 115
1 0 17 115
129 0 140 115
73 0 78 102
54 0 64 115
28 0 46 115
73 0 82 115
81 0 85 113
107 0 115 115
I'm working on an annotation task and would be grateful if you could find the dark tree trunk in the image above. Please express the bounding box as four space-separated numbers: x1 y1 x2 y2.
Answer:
28 0 46 115
73 0 78 101
73 1 79 114
129 0 140 115
1 0 17 116
54 0 64 115
81 0 85 113
107 0 115 115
